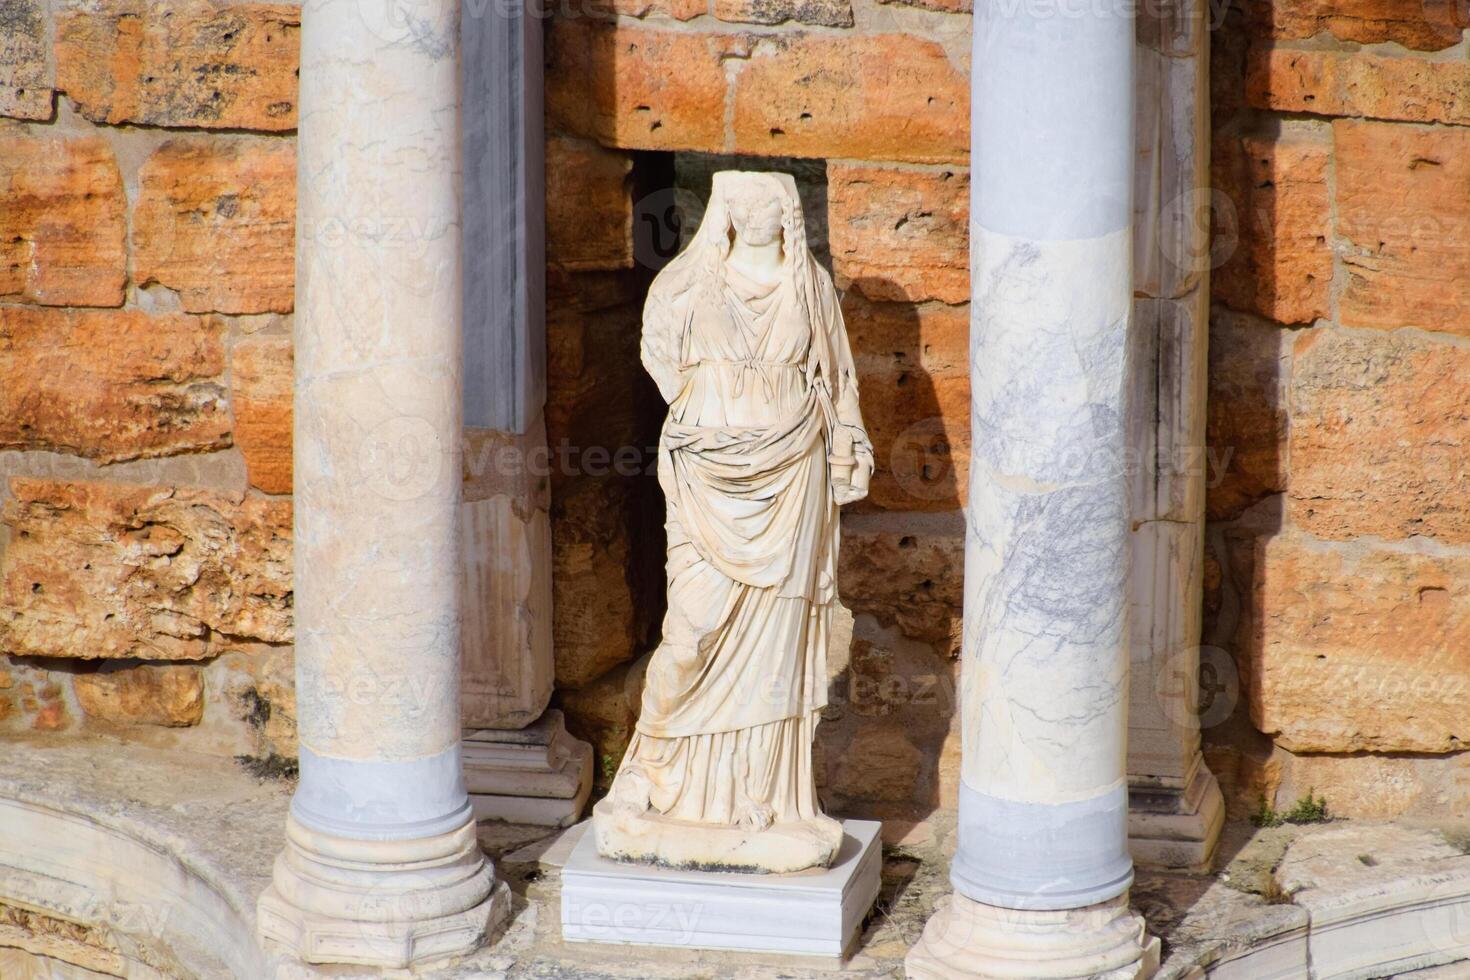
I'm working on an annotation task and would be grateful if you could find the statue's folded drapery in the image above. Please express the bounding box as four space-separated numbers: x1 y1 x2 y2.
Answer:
610 172 871 834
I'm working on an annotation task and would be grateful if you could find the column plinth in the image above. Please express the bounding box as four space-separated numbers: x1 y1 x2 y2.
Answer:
258 0 501 967
908 0 1156 973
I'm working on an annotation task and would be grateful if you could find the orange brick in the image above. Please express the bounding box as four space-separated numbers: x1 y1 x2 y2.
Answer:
858 368 969 512
546 136 634 271
0 307 228 462
0 0 52 120
1289 327 1470 543
1245 0 1465 51
1248 46 1470 126
841 294 967 378
733 34 968 164
1204 311 1291 521
829 163 968 304
74 663 205 727
1335 120 1470 335
1211 130 1332 325
231 334 293 495
591 0 707 19
0 135 126 307
545 20 731 151
56 0 299 130
133 140 295 315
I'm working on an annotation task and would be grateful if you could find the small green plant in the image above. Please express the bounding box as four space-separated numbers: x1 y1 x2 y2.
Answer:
1283 789 1330 824
1251 789 1330 828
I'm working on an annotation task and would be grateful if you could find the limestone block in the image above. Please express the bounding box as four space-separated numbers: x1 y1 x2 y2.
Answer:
1337 120 1470 336
545 136 633 272
0 135 126 307
856 367 969 513
1250 531 1470 753
55 0 299 130
828 163 969 305
545 20 729 151
1204 310 1291 521
133 140 296 315
732 35 969 164
713 0 853 27
0 0 51 120
1211 127 1331 326
73 662 204 727
590 0 706 19
1244 0 1465 51
830 721 925 803
230 334 293 495
1289 327 1470 543
0 307 229 462
0 479 292 661
840 294 968 378
1249 47 1470 127
837 512 963 654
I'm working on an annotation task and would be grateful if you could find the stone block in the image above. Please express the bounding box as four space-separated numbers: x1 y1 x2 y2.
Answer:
0 479 293 661
546 136 634 272
1250 531 1470 753
713 0 853 28
229 334 292 494
590 0 706 20
732 34 969 164
1204 310 1291 521
830 721 924 802
55 0 299 130
856 367 969 513
74 662 204 727
0 0 52 119
1289 327 1470 543
545 20 730 151
1244 0 1466 51
838 512 963 653
0 135 126 307
1336 120 1470 336
840 295 967 378
0 307 228 462
1211 128 1332 325
1248 47 1470 127
133 140 295 315
828 163 968 305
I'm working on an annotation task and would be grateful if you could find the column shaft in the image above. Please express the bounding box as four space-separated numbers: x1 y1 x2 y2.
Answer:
909 0 1157 975
258 0 503 966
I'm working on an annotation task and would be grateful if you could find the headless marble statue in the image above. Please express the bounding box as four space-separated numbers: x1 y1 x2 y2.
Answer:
592 171 873 874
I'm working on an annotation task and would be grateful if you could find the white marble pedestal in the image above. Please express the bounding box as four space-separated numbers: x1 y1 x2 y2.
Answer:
464 710 593 827
561 820 881 958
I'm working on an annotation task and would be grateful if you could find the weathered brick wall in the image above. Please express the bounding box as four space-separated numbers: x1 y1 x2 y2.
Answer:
0 0 298 759
1205 0 1470 820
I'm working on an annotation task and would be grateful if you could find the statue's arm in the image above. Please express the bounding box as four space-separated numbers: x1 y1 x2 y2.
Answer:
823 275 874 502
641 291 687 404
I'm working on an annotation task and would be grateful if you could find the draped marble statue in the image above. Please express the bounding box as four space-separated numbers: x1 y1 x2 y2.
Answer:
591 171 873 874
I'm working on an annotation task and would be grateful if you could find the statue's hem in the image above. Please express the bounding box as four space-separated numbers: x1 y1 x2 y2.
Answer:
590 797 843 874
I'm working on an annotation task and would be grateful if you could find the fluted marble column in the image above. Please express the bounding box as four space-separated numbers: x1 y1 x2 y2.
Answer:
256 0 505 967
907 0 1157 976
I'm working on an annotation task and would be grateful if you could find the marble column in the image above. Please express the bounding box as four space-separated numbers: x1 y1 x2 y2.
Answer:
256 0 505 967
907 0 1158 976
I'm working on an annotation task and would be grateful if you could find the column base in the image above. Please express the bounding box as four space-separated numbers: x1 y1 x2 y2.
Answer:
1128 764 1225 874
257 815 505 969
463 709 593 828
905 893 1159 980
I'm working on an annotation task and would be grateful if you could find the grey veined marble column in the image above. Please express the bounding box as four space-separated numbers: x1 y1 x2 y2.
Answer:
256 0 506 967
907 0 1159 976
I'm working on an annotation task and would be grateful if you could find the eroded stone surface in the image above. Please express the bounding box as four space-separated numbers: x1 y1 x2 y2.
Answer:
829 163 969 304
1211 128 1331 326
1244 0 1466 51
0 0 52 120
1289 327 1470 543
0 307 229 462
733 35 969 164
545 136 634 272
133 140 296 315
1248 47 1470 127
1250 531 1470 753
230 334 293 495
1336 120 1470 336
73 662 205 727
0 479 292 662
1204 311 1291 521
0 135 126 308
55 0 299 130
713 0 854 28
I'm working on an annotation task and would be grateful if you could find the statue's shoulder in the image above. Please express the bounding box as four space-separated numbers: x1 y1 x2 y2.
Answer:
645 255 706 314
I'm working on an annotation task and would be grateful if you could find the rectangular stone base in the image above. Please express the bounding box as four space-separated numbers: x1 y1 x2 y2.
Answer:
561 819 881 959
463 710 592 828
